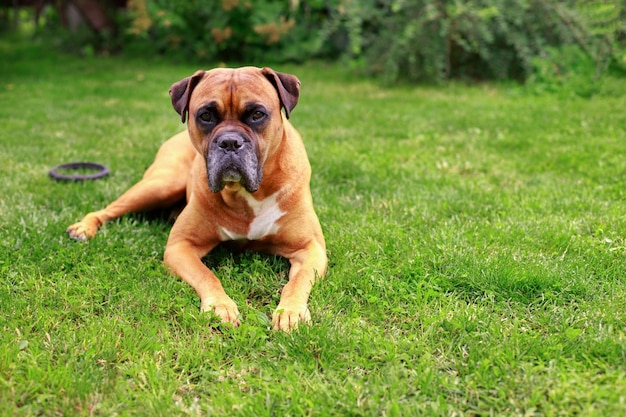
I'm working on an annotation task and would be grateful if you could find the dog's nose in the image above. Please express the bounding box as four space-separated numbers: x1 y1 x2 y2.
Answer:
217 134 244 152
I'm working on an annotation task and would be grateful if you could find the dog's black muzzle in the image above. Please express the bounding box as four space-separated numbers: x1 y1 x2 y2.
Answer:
206 132 262 193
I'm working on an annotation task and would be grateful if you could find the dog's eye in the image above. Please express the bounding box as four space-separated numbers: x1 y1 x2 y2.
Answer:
199 111 216 124
250 111 266 122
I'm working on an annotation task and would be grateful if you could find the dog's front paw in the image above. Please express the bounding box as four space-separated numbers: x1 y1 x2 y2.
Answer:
201 297 241 327
272 303 311 332
67 213 103 240
66 221 96 241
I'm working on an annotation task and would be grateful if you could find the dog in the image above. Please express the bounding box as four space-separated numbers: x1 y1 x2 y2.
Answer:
67 67 327 331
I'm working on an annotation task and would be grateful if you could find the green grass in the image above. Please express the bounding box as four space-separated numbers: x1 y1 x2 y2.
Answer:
1 33 626 416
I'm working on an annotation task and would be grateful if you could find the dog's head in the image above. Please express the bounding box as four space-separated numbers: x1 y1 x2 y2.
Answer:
169 67 300 193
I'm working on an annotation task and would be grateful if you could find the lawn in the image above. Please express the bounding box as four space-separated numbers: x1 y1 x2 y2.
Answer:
1 33 625 416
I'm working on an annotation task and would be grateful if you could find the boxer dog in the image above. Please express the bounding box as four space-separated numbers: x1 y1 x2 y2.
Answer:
67 67 327 331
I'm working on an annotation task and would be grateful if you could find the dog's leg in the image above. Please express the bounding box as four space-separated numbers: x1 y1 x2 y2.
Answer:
67 172 187 240
272 238 327 331
164 241 241 326
67 132 195 240
163 206 241 326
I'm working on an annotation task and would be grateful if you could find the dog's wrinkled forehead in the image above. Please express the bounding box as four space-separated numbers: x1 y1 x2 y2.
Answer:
191 68 279 114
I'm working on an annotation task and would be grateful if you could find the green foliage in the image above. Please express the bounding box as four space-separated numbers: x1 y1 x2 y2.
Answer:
9 0 625 83
324 0 626 83
576 0 626 74
122 0 332 64
523 1 626 97
527 46 603 97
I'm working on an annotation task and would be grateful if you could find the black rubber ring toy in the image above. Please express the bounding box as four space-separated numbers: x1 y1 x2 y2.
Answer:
49 162 110 181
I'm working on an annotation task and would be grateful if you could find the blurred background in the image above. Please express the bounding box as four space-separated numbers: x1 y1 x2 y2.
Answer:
2 0 625 90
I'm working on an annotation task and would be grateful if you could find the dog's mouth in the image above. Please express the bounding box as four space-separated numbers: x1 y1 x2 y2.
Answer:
221 167 243 183
209 163 261 193
206 133 262 193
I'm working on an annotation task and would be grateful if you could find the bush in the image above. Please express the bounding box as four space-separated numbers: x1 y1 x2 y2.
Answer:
25 0 626 84
575 0 626 75
527 46 603 97
123 0 336 64
322 0 626 83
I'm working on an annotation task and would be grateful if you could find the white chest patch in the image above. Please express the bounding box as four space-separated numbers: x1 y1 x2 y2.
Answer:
219 191 284 241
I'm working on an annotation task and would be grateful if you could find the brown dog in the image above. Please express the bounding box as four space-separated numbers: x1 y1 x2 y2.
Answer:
67 67 327 331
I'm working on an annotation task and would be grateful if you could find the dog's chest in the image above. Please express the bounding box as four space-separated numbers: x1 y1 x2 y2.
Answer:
219 192 284 241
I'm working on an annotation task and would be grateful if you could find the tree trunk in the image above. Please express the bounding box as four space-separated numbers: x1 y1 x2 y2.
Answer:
70 0 114 32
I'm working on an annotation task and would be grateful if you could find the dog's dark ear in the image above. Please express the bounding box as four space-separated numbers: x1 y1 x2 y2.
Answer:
169 70 206 123
261 67 300 119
